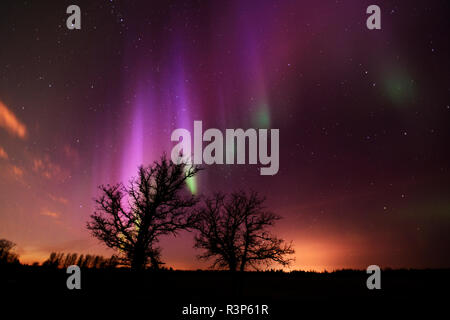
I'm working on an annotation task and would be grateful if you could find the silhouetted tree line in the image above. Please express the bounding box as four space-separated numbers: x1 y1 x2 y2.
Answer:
87 154 295 271
42 252 119 269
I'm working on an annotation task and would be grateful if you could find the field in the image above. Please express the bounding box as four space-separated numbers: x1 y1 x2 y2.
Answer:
1 266 448 317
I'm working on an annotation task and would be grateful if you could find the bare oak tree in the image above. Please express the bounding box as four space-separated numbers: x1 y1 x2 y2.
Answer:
87 155 199 270
193 191 294 271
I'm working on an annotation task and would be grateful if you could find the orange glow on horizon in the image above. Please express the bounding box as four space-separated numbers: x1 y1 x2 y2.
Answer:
16 236 369 272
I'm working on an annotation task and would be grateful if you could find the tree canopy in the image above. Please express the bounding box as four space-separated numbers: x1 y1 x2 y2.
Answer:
87 155 200 270
192 191 294 271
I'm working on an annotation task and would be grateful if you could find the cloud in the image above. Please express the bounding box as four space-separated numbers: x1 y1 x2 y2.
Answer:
33 158 44 172
32 155 69 181
40 209 60 219
11 165 24 178
0 146 8 159
63 145 80 166
49 194 69 205
0 100 27 139
0 163 26 184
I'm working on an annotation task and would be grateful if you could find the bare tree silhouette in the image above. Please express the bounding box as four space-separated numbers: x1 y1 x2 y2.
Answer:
0 239 20 265
192 191 294 271
87 155 200 270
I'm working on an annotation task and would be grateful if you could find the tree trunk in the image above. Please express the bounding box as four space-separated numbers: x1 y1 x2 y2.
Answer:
229 258 237 272
131 245 146 270
239 258 246 272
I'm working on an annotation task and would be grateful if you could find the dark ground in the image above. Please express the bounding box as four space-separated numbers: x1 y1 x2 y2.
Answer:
1 266 449 317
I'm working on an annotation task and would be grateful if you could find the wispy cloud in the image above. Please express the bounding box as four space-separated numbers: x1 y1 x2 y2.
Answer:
63 145 80 166
11 165 24 178
40 209 60 219
0 146 8 159
32 156 69 181
0 100 27 139
49 194 69 205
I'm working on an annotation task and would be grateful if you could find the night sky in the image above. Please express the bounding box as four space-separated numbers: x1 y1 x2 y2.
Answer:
0 0 449 270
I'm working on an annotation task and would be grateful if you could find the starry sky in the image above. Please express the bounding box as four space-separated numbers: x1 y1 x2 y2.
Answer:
0 0 449 270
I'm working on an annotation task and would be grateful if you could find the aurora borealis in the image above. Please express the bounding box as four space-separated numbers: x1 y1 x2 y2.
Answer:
0 0 449 270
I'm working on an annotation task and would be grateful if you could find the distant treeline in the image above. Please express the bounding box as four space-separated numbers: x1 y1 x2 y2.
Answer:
42 252 119 269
